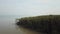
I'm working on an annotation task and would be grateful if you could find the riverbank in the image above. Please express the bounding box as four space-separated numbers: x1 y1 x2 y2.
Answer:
16 15 60 34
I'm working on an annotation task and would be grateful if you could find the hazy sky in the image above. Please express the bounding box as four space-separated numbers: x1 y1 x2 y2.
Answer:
0 0 60 16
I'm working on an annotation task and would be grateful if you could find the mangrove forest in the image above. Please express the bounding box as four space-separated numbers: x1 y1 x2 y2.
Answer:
16 15 60 34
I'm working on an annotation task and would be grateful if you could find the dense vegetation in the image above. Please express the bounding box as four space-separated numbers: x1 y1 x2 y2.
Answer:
16 15 60 34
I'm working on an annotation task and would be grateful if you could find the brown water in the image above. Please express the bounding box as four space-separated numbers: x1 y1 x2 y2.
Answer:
0 18 43 34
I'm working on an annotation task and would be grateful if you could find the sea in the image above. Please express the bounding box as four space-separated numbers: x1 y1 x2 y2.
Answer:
0 15 42 34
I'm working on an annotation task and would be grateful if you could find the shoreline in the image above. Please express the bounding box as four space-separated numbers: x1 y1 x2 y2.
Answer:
16 15 60 34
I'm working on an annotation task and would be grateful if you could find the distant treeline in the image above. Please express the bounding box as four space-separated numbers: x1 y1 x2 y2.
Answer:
16 15 60 33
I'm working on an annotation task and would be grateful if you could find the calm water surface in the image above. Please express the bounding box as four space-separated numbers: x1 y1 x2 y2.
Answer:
0 17 41 34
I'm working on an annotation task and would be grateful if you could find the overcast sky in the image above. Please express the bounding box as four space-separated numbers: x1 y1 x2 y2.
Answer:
0 0 60 16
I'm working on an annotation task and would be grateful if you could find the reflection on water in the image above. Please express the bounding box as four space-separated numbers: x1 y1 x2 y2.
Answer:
15 25 41 34
0 18 44 34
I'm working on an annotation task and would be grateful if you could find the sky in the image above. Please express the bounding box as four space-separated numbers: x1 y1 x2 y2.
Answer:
0 0 60 16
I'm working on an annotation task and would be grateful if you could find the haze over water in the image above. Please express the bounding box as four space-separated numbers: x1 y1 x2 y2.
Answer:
0 16 42 34
0 0 60 34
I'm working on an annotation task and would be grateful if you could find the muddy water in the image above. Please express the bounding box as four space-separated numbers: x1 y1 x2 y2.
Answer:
0 18 43 34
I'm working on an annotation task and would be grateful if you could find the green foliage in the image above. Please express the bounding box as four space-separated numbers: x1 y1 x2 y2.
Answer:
16 15 60 33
